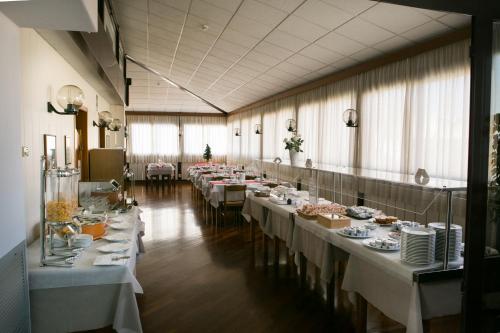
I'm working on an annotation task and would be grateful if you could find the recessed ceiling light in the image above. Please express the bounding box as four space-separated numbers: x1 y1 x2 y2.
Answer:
201 24 209 31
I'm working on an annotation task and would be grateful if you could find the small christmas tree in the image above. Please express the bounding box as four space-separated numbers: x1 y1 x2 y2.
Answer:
203 144 212 162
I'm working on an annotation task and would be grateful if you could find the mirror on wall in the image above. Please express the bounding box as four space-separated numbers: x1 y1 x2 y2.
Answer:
43 134 57 169
64 135 72 166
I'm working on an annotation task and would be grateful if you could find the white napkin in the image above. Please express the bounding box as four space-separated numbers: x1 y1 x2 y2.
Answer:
93 254 130 266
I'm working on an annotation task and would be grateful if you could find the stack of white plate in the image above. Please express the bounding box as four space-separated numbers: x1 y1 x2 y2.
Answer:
72 234 93 248
400 227 436 265
428 222 462 261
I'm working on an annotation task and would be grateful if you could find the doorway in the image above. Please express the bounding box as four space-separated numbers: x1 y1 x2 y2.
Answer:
75 107 89 181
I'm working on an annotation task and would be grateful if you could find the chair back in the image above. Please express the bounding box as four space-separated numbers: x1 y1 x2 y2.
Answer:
245 175 257 180
223 185 247 206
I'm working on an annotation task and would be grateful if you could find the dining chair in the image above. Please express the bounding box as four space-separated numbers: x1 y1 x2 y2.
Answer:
220 184 247 228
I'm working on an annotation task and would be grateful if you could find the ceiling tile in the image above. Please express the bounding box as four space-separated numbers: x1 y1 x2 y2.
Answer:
335 18 395 46
414 7 448 19
255 0 304 13
220 29 260 48
320 0 374 15
275 61 311 77
332 57 357 70
317 31 364 56
360 3 432 34
373 36 413 53
238 0 288 26
277 15 329 42
265 30 309 52
228 14 274 39
438 13 471 29
286 53 326 72
189 0 234 26
401 20 451 42
253 41 294 61
299 44 343 65
294 0 352 30
245 50 281 66
202 0 243 12
350 47 382 62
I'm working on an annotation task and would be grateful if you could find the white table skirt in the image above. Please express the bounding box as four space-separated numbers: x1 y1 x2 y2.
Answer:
28 207 145 333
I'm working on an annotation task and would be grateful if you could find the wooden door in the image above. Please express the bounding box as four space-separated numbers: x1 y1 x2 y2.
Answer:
76 107 89 181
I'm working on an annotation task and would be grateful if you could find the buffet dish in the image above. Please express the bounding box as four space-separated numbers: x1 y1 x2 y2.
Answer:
296 203 346 220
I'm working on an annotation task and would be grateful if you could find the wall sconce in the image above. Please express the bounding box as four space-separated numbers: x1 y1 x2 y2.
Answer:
286 119 296 132
93 111 113 128
108 119 122 132
254 124 262 134
234 128 241 136
343 108 359 128
47 85 85 115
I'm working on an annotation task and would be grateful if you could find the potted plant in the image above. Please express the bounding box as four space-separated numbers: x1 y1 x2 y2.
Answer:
283 135 303 166
203 144 212 162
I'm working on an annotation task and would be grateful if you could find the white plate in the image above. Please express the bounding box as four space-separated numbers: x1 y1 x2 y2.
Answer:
362 239 400 251
337 230 372 239
103 233 131 242
97 243 130 253
109 223 133 230
108 216 125 224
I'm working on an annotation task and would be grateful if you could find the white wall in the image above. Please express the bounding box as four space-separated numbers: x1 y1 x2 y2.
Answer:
20 29 112 242
0 12 25 258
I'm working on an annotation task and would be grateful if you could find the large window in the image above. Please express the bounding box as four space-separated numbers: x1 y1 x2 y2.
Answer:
181 116 227 163
127 114 226 164
226 40 470 181
128 115 179 162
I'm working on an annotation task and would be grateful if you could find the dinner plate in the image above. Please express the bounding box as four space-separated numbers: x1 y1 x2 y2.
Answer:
97 242 130 253
362 239 400 251
103 233 131 242
109 223 133 230
337 230 372 239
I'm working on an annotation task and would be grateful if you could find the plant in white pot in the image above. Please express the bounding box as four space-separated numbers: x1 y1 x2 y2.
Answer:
283 135 303 166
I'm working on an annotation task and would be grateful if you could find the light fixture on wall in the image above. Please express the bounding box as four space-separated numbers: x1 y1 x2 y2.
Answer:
93 111 113 128
286 119 296 133
343 108 359 128
108 119 123 132
47 85 85 115
234 128 241 136
254 124 262 135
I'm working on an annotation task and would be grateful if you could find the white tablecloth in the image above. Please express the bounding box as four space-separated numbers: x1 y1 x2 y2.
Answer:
244 192 463 333
293 215 463 333
28 207 145 333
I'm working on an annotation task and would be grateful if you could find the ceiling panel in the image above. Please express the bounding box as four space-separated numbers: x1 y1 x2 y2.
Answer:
113 0 470 113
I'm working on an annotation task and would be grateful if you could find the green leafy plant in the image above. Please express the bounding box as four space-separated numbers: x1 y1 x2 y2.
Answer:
203 144 212 161
283 135 304 152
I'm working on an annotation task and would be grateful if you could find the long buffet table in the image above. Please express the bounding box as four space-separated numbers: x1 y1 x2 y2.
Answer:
27 207 145 333
242 192 462 333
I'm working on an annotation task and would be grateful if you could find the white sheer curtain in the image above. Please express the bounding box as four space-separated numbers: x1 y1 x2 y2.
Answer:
359 61 408 173
239 110 262 164
407 40 470 180
262 96 295 161
181 116 227 163
297 77 357 166
227 114 241 163
127 115 179 164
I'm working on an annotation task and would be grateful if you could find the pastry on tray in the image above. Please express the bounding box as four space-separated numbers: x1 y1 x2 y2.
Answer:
374 215 398 225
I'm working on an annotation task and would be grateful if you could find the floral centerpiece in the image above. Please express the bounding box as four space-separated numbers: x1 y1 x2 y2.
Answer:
283 135 303 166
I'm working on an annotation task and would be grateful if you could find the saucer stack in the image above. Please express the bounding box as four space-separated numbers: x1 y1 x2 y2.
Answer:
400 227 436 265
428 223 462 261
72 234 93 248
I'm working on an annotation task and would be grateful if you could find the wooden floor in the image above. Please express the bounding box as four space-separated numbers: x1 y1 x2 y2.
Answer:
91 182 405 333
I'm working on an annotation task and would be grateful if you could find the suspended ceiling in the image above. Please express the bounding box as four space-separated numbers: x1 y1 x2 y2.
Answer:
113 0 470 113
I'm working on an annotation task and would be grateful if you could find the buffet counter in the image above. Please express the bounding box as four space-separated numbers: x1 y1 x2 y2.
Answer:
243 192 462 333
27 207 144 333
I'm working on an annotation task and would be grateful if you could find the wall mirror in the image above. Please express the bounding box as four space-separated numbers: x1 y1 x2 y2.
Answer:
64 135 72 166
43 134 57 169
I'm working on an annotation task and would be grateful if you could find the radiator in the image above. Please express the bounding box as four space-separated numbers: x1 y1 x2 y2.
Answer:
0 241 30 333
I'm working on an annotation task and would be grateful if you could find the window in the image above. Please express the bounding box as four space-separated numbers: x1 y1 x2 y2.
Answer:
129 121 179 160
181 116 227 162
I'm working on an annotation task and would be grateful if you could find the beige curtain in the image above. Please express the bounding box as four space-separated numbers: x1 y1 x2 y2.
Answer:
180 115 226 163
